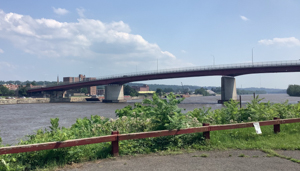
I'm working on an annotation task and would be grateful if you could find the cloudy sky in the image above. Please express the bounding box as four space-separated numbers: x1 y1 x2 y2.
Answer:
0 0 299 89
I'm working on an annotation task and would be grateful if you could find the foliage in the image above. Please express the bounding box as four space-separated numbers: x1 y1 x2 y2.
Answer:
18 86 27 96
0 86 9 96
188 96 300 125
155 88 163 96
124 85 138 97
80 87 88 94
195 88 209 96
163 88 174 93
287 84 300 96
1 95 300 170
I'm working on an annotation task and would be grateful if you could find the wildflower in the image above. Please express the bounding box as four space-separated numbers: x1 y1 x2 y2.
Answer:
122 116 128 120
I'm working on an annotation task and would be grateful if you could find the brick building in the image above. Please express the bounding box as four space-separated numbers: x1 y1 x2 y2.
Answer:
63 74 97 95
132 84 149 91
1 84 19 90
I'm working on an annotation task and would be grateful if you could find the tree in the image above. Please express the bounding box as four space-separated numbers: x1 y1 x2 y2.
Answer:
80 87 88 94
287 84 300 96
155 88 163 96
0 86 9 96
31 81 36 86
124 85 138 97
195 88 209 96
18 86 27 96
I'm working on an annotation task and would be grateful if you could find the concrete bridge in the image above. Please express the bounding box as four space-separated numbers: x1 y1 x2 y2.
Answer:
27 60 300 102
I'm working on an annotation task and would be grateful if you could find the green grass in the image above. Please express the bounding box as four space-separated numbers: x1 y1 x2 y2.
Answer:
205 123 300 150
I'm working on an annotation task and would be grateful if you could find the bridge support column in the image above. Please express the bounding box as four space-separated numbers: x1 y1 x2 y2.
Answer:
50 91 66 98
103 84 126 103
219 76 237 103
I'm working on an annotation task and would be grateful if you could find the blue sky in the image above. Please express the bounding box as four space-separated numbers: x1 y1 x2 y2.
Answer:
0 0 299 88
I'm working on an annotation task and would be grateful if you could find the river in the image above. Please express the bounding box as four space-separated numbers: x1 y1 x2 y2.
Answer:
0 94 299 145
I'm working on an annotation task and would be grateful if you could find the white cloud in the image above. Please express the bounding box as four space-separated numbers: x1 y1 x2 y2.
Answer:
240 15 248 21
52 7 69 15
258 37 300 47
181 50 186 53
76 8 85 18
0 48 3 53
0 9 192 70
0 61 16 69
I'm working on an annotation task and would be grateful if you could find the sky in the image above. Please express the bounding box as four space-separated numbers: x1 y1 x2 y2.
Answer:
0 0 300 89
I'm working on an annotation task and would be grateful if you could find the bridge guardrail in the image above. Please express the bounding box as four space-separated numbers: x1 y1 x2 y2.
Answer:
28 60 300 90
1 117 299 156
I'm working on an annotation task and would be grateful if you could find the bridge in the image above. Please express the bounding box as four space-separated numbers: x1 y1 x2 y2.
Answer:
27 60 300 102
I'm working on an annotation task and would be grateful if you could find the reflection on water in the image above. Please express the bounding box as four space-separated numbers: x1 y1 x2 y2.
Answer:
0 94 299 145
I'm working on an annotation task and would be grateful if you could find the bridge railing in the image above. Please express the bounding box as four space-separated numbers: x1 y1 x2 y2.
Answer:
0 118 299 156
28 60 300 90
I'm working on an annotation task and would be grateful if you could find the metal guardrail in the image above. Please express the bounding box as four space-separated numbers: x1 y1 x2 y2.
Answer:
0 118 299 156
29 60 300 90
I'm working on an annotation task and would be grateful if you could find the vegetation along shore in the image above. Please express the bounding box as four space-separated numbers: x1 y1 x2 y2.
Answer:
1 93 300 170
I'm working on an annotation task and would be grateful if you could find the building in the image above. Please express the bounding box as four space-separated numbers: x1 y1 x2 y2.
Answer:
132 84 149 91
1 84 19 91
96 89 105 95
63 74 97 96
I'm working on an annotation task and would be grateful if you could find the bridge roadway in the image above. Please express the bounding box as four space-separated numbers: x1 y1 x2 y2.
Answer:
27 60 300 102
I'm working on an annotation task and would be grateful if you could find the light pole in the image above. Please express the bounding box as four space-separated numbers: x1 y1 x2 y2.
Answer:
211 55 215 65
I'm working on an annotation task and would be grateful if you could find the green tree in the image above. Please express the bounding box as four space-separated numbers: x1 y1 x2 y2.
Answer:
18 86 27 96
80 87 88 94
124 85 138 97
31 81 36 86
287 84 300 96
155 88 163 96
195 88 209 96
0 86 9 96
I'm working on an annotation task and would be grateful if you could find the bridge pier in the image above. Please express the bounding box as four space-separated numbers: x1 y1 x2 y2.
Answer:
219 76 237 103
103 84 126 103
49 91 66 98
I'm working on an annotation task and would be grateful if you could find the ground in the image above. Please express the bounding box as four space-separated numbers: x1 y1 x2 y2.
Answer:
57 150 300 171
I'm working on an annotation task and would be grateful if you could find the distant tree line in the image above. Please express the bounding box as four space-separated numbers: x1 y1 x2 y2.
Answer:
287 85 300 96
237 89 266 95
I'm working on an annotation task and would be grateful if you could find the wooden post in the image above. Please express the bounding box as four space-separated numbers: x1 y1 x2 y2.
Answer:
274 117 280 133
239 95 242 108
111 131 119 156
203 123 210 140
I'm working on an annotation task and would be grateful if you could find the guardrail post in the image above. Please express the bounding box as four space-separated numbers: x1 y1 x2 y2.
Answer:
203 123 210 140
111 131 119 157
274 117 280 133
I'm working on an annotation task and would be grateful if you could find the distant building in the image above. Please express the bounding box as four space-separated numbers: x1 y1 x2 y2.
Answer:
63 74 97 95
132 84 149 91
96 89 105 95
1 84 19 90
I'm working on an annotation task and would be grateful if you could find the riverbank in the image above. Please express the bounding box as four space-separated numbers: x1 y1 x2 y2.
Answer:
0 97 87 105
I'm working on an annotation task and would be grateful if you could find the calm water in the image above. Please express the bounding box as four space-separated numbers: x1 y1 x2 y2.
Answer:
0 94 299 145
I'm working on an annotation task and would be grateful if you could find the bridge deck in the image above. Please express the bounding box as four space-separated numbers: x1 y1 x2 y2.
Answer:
27 60 300 92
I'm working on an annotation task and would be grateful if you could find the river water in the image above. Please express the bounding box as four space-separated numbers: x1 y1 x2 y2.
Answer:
0 94 299 145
